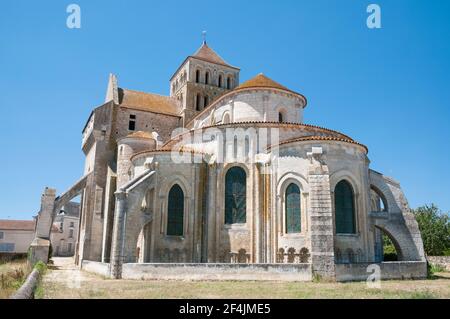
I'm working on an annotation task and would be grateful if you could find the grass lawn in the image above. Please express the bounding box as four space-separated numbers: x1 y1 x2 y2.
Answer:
40 269 450 299
0 258 30 299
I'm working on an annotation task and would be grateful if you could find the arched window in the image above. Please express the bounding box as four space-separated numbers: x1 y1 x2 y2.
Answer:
218 75 223 88
222 113 231 124
278 112 283 123
205 71 209 85
196 94 201 111
195 70 200 83
225 167 246 224
285 183 301 233
226 76 232 89
204 95 209 107
167 184 184 236
335 180 356 234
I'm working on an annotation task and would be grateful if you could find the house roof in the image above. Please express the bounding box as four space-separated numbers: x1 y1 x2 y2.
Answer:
0 220 36 231
118 88 182 117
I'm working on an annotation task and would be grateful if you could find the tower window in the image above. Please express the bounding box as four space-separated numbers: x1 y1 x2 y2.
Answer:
227 76 232 89
196 94 201 111
195 70 200 83
278 112 284 123
205 71 209 85
218 75 223 88
128 114 136 131
204 95 209 107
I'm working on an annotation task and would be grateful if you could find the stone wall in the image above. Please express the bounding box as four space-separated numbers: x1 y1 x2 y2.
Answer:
121 263 312 281
81 260 111 277
428 256 450 271
335 261 427 282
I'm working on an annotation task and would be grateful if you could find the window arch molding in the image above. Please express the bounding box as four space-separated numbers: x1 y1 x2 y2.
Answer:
277 173 309 235
159 175 191 236
222 111 231 124
222 164 249 226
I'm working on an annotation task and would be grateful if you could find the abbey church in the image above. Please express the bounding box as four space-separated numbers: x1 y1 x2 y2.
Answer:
32 41 427 281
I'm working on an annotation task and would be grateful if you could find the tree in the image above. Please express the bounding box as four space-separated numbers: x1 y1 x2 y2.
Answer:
412 204 450 256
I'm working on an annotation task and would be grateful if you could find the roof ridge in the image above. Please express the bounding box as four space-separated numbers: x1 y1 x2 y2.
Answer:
120 88 174 100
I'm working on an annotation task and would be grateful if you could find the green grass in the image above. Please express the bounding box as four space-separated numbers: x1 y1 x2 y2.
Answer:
40 274 450 299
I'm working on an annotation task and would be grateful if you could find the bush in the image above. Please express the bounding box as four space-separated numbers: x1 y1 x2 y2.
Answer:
34 261 47 275
412 204 450 256
383 234 398 261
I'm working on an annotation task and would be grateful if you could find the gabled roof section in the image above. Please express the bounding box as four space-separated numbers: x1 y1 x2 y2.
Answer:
118 88 182 117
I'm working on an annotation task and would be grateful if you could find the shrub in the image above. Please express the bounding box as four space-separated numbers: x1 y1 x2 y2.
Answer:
412 204 450 256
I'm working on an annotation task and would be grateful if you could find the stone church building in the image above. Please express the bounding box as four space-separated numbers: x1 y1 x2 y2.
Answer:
32 41 427 281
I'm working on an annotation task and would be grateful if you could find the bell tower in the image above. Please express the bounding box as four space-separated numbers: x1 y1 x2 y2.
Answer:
170 38 240 126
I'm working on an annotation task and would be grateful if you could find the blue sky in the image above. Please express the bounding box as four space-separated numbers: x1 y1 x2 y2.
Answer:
0 0 449 219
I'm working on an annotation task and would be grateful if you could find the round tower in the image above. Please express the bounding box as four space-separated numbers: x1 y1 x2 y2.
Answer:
117 131 157 187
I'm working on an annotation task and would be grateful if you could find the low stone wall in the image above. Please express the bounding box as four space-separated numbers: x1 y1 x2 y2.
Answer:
428 256 450 271
10 269 40 299
81 260 111 277
336 261 427 282
122 263 312 281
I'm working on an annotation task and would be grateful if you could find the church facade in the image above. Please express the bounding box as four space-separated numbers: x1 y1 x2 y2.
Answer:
33 41 427 281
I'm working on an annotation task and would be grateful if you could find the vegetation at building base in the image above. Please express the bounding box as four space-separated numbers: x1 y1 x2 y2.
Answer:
412 204 450 256
0 258 30 299
383 235 398 261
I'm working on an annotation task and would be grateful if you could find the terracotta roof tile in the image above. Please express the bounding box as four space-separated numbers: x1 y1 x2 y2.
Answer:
270 136 368 153
0 220 36 231
126 131 154 139
192 42 233 68
236 73 302 97
118 88 181 117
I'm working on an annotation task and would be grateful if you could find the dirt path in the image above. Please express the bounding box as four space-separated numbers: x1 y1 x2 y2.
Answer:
41 257 107 298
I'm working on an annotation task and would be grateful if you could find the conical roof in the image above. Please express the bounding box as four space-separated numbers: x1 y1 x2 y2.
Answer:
237 73 290 91
192 42 232 67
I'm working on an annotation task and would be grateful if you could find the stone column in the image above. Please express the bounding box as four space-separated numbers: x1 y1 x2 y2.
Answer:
29 188 56 265
307 148 335 280
207 163 217 262
110 191 127 279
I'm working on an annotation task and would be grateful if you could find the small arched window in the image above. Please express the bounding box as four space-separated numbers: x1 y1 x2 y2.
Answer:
204 95 209 107
195 70 200 83
218 75 223 88
196 94 201 111
225 167 246 224
167 184 184 236
335 180 356 234
205 71 209 85
285 183 301 233
222 113 231 124
278 112 283 123
226 76 232 89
